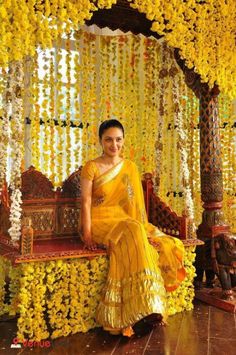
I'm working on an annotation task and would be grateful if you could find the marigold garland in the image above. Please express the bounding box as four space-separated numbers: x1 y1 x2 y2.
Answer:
30 52 41 171
73 33 82 171
0 246 196 341
130 0 236 98
0 0 235 97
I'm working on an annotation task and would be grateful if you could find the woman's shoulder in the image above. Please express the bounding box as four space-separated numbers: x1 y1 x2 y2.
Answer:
83 159 100 168
82 160 96 169
81 160 98 180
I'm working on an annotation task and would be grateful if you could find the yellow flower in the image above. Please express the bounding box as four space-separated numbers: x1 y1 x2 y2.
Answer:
0 5 7 18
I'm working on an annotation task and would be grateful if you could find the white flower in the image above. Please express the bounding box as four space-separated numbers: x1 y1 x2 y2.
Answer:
8 189 22 241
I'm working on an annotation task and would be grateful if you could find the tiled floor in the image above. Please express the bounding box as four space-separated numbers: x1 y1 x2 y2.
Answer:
0 300 235 355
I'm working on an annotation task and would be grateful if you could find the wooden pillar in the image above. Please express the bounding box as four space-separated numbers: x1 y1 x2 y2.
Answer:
174 50 229 240
194 84 230 289
174 51 233 292
197 84 230 239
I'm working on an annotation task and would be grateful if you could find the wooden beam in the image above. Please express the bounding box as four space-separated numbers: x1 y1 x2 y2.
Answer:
86 0 161 39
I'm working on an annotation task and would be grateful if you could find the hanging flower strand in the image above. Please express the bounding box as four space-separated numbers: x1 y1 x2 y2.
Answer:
0 69 10 192
8 61 24 244
172 74 195 231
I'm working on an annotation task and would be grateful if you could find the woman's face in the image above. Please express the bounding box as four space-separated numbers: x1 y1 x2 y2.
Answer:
100 127 124 158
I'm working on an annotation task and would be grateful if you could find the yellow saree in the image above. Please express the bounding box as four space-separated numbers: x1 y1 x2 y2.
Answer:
81 159 186 331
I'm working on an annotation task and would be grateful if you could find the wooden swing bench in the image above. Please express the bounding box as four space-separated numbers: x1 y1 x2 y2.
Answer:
0 166 199 264
0 166 203 340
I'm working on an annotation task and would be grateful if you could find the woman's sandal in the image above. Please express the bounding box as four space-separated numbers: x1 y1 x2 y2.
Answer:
133 319 154 336
106 314 165 337
143 313 167 327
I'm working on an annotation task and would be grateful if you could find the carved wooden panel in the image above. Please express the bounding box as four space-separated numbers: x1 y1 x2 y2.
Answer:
142 173 189 239
149 195 181 236
0 204 10 237
22 208 55 238
199 86 222 174
199 86 223 203
201 173 223 203
22 166 55 199
61 167 82 198
57 205 80 235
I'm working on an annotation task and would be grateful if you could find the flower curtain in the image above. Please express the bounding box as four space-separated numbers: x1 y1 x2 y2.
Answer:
26 29 235 230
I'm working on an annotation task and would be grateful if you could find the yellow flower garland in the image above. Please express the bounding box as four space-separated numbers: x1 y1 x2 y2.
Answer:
0 0 235 96
0 246 196 341
130 0 236 98
0 0 116 65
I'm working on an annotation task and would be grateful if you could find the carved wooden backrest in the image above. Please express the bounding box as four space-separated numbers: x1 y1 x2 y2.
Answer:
22 166 55 199
61 167 82 198
21 167 56 238
2 167 189 243
57 168 82 236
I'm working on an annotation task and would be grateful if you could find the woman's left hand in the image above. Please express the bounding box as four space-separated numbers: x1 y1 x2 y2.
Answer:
82 235 98 251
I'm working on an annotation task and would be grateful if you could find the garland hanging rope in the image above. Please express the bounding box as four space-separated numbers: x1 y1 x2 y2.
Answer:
0 0 235 97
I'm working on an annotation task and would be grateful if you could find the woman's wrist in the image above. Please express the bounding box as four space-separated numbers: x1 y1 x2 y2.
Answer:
81 232 98 250
82 232 92 239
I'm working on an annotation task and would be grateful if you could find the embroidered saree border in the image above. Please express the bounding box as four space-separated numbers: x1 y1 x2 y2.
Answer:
93 160 124 190
96 268 167 329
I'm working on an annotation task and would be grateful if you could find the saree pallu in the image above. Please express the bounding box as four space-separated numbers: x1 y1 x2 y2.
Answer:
81 159 186 330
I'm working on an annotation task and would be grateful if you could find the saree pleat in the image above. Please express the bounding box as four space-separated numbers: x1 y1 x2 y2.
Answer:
81 159 186 331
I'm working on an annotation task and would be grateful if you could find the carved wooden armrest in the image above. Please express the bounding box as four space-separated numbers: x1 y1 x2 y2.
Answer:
149 194 191 239
142 173 192 239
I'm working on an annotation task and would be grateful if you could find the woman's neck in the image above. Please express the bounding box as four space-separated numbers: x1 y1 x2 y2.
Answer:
101 154 122 165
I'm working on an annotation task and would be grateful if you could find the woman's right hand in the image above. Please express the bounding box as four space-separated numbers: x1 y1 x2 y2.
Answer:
81 234 98 251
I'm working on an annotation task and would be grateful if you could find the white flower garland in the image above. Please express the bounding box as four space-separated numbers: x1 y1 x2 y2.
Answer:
8 189 22 242
8 61 24 242
173 76 195 227
0 70 11 193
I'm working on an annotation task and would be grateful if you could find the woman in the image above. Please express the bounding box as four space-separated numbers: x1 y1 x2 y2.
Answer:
80 119 186 337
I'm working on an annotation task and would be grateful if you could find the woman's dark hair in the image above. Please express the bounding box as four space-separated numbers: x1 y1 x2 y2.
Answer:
99 119 125 139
